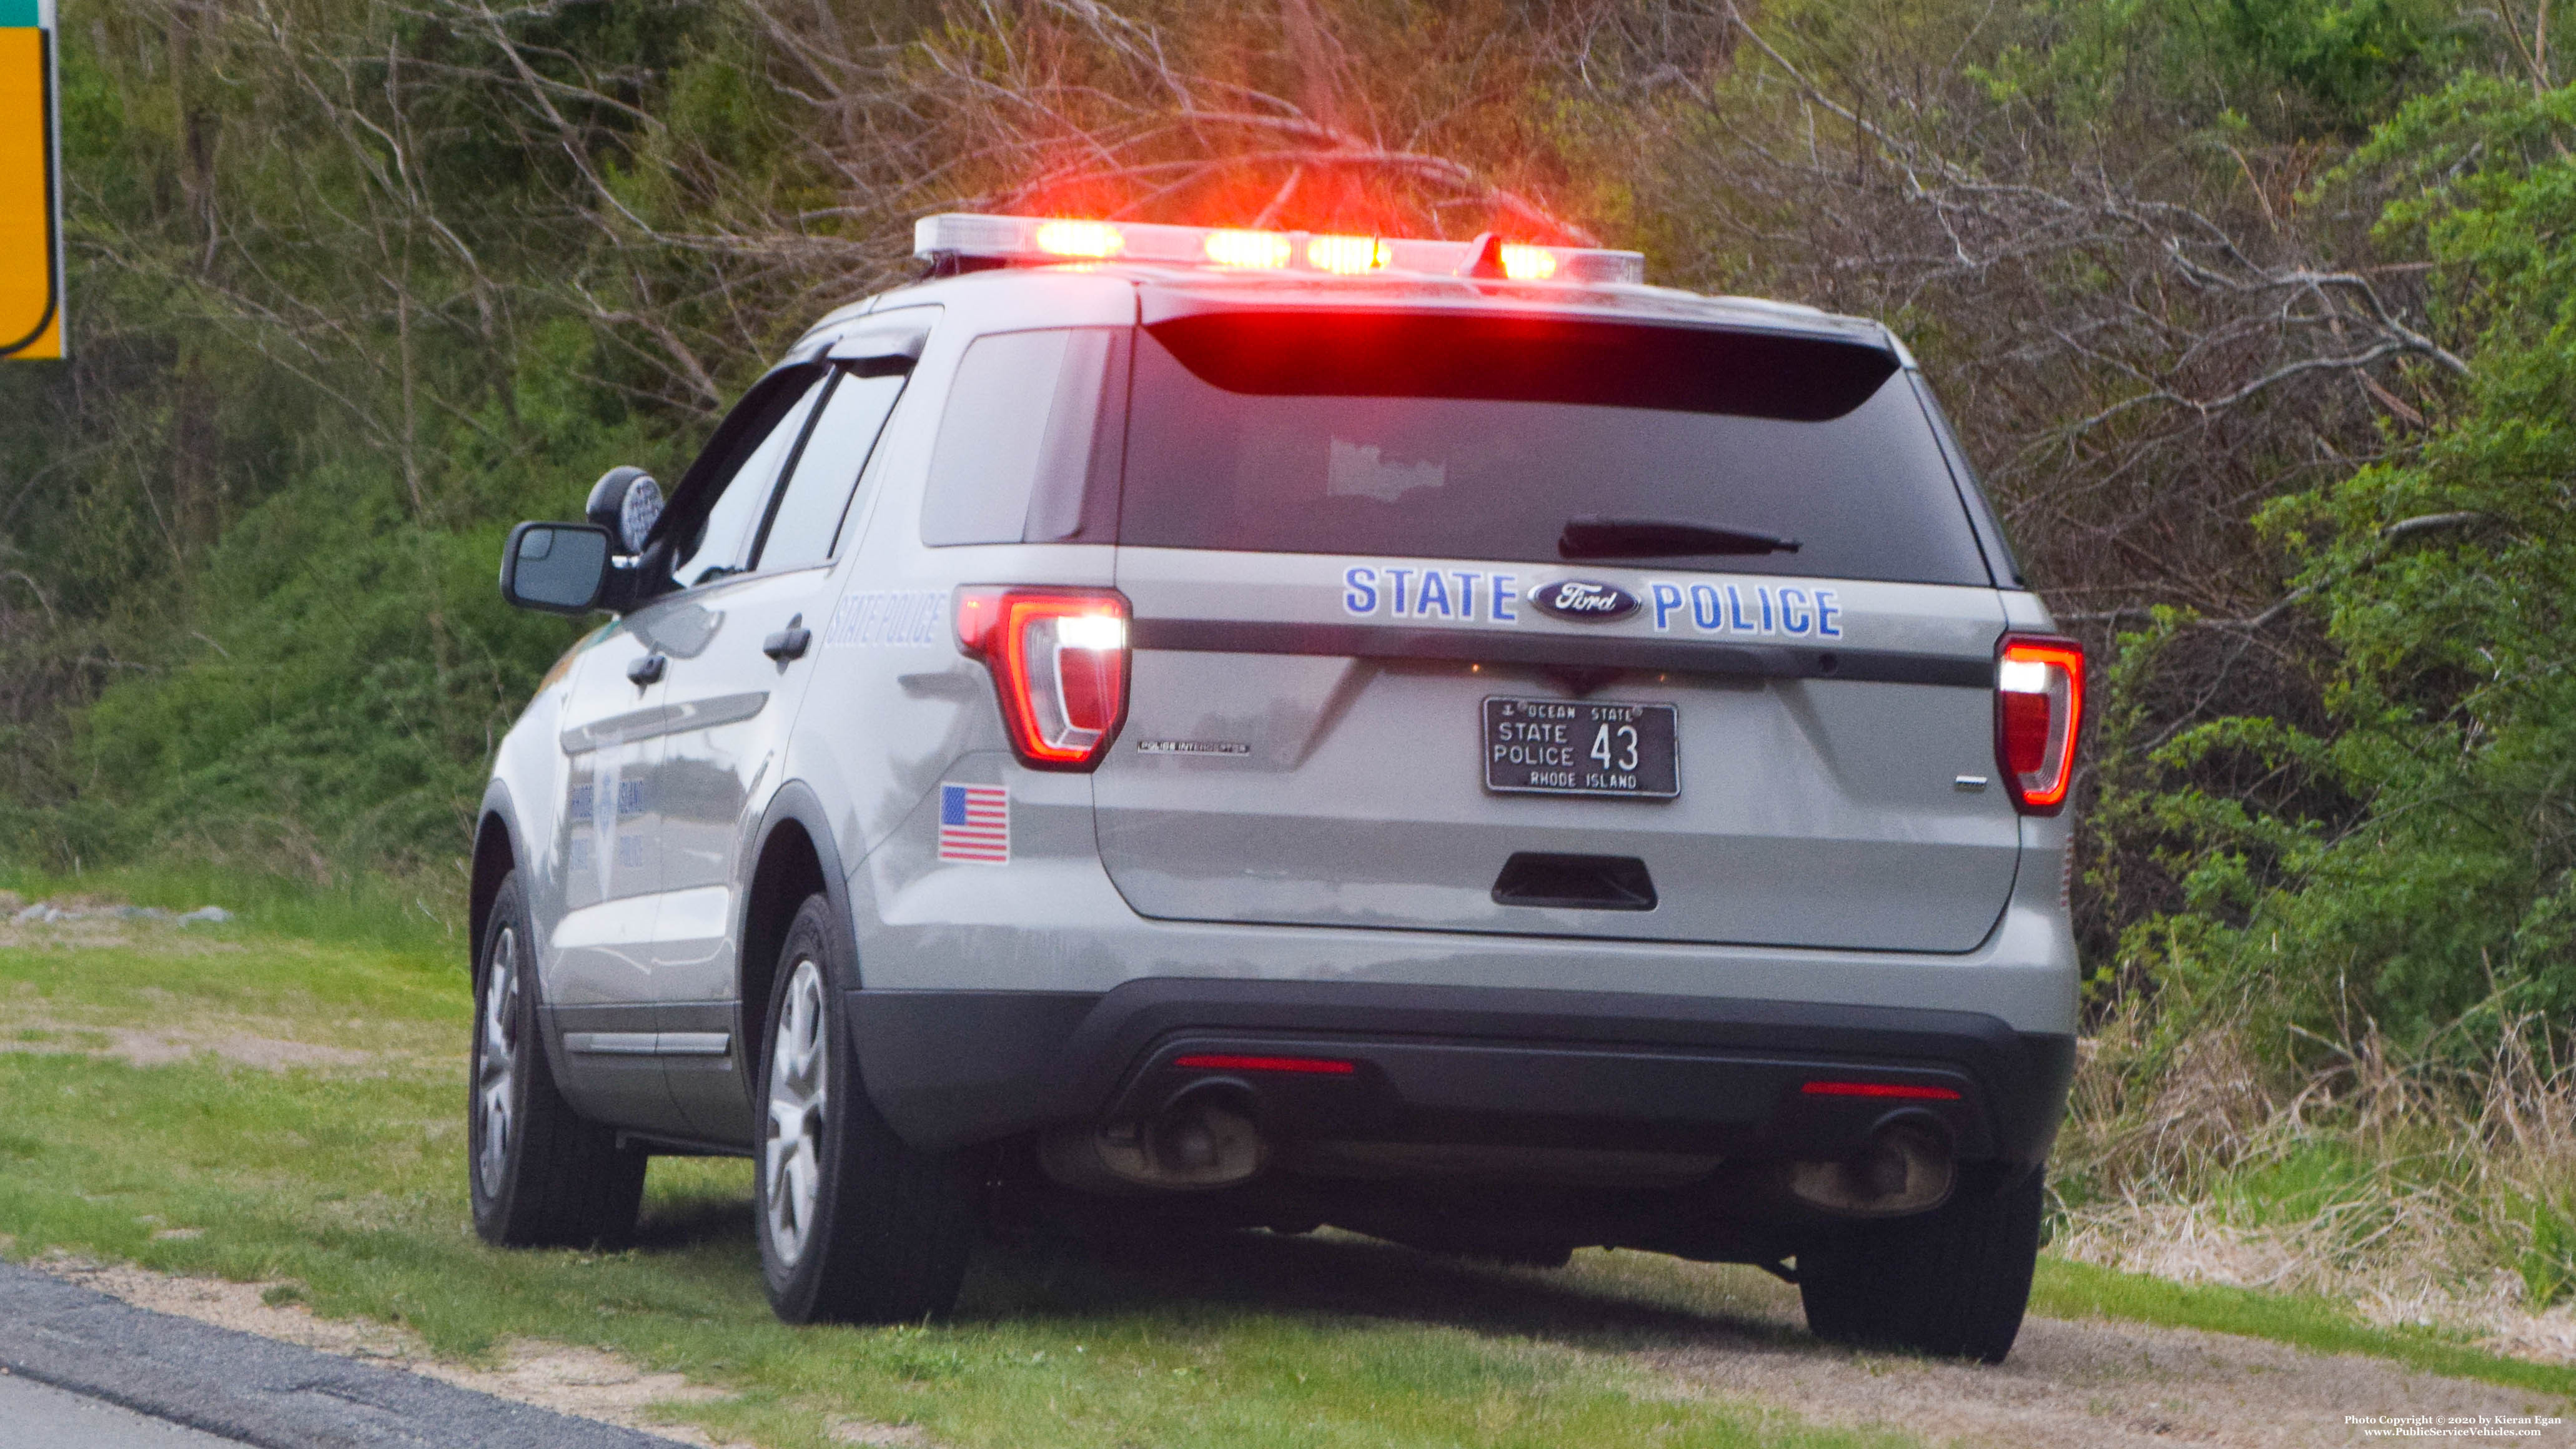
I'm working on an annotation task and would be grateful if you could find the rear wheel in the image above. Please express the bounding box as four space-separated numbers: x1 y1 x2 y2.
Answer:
756 895 974 1324
468 872 646 1248
1796 1163 2044 1363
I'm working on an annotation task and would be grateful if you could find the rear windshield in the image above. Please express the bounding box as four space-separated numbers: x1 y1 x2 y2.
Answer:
1117 312 1993 586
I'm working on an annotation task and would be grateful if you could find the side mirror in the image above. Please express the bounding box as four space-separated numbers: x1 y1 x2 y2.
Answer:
500 522 613 614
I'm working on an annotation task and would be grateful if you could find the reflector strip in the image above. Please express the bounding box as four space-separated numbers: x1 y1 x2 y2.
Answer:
1172 1054 1357 1076
1800 1081 1963 1100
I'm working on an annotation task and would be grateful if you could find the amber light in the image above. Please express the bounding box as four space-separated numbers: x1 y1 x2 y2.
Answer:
1995 634 2085 816
1801 1081 1964 1101
1307 234 1391 274
1032 220 1125 259
1499 244 1559 281
1173 1054 1357 1076
954 587 1131 770
1203 229 1292 268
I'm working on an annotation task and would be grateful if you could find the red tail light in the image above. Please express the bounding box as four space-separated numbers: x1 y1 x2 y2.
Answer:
955 587 1131 770
1994 634 2084 815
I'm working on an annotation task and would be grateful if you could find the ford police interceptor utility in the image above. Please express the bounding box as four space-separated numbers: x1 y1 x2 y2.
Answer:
472 214 2084 1362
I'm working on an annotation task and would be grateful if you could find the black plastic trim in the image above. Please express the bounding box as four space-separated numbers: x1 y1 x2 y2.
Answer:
542 1003 693 1137
849 979 2074 1167
1130 617 1991 688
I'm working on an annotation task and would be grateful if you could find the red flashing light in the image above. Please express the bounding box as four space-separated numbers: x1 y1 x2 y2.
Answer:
1995 635 2086 816
1172 1054 1357 1076
1801 1081 1964 1101
954 587 1131 771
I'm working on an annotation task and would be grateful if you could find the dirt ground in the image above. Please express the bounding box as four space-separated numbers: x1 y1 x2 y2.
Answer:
1602 1265 2575 1448
44 1243 2576 1449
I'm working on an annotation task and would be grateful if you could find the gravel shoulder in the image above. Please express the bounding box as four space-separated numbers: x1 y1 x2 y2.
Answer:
1606 1265 2575 1448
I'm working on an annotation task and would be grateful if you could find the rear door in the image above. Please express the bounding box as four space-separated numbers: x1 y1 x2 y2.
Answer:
650 350 918 1139
1092 310 2019 954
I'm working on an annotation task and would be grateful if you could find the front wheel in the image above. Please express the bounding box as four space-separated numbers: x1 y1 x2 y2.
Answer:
1796 1162 2044 1363
468 871 646 1248
756 895 974 1324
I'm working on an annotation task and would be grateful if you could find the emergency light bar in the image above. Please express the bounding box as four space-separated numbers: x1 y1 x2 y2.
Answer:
914 213 1647 286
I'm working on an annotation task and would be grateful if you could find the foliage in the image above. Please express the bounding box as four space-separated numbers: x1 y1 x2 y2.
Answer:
2095 72 2576 1056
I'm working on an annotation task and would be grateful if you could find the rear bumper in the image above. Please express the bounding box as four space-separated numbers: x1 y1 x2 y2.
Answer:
850 979 2074 1169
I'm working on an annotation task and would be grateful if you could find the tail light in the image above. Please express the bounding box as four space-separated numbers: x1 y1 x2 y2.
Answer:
955 588 1131 770
1994 634 2084 816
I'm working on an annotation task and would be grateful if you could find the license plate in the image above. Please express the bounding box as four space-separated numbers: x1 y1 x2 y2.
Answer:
1483 697 1680 799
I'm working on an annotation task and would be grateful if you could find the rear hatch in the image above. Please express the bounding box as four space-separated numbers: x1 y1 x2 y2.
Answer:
1092 305 2018 953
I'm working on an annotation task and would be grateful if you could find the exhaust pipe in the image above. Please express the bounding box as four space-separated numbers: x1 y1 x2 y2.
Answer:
1041 1083 1266 1192
1784 1117 1954 1217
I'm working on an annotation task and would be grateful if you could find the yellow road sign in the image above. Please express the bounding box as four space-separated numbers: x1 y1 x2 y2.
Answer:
1 0 61 361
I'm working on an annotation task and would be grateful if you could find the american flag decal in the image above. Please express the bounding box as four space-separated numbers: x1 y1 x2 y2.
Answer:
937 784 1010 864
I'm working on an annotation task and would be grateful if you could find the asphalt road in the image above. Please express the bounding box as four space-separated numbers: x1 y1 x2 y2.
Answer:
0 1261 692 1448
0 1371 239 1448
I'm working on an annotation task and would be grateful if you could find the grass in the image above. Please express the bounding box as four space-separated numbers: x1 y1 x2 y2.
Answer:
0 858 461 960
2031 1257 2576 1397
4 869 2572 1445
0 892 1903 1449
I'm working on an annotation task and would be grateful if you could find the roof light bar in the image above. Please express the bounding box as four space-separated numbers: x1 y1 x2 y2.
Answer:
914 213 1646 285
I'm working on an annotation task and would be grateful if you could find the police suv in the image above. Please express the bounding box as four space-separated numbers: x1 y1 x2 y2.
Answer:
473 214 2083 1361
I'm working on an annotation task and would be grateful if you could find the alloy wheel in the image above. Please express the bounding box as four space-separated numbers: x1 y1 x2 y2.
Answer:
475 926 521 1197
764 958 830 1266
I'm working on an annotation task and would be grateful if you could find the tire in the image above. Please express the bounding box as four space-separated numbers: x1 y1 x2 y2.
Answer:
1796 1162 2044 1363
756 895 974 1324
468 871 647 1249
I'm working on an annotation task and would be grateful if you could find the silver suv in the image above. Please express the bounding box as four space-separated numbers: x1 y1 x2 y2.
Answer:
468 215 2083 1361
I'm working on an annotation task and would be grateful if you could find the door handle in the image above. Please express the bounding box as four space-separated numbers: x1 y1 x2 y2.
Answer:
762 615 811 662
626 655 666 686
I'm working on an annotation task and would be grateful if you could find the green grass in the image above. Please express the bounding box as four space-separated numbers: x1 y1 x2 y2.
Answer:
2031 1257 2576 1397
0 904 1903 1449
0 858 461 962
6 874 2571 1444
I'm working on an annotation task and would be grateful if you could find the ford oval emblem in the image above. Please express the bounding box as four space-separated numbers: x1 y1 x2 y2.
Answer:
1531 580 1641 623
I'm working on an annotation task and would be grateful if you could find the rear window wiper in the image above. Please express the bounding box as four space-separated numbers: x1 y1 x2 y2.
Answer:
1558 516 1802 560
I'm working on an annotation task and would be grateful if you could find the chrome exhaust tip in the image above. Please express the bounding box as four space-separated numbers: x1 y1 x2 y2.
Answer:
1042 1084 1266 1192
1784 1117 1954 1217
